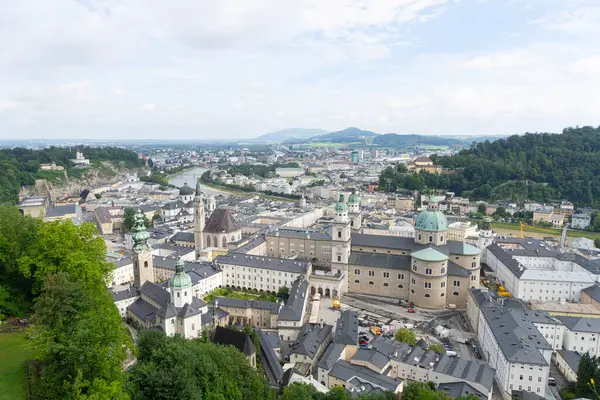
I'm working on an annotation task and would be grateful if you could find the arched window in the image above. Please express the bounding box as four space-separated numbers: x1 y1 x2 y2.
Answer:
418 233 422 241
441 293 445 297
206 236 211 247
231 235 235 242
369 281 374 285
424 294 431 298
354 279 360 284
411 289 415 294
453 291 459 296
428 235 433 243
441 268 446 274
398 284 404 288
425 268 432 275
144 261 148 268
383 283 389 287
351 221 354 226
338 231 342 238
440 235 444 242
222 236 227 248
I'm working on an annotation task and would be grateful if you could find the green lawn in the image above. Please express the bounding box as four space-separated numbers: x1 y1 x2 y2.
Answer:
204 288 277 303
490 222 600 240
0 331 37 400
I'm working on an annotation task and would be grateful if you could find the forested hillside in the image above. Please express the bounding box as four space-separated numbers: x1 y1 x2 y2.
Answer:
379 126 600 205
0 146 143 204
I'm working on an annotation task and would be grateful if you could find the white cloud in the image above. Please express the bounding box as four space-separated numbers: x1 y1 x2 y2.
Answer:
0 0 599 139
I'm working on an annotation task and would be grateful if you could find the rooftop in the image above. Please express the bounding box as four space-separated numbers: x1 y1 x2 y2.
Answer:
215 254 310 274
290 323 333 358
213 326 256 357
204 208 241 233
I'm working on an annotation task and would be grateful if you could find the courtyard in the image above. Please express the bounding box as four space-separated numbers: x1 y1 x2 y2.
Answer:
0 331 37 400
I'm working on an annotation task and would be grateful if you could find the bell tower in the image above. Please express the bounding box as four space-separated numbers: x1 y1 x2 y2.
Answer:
348 189 362 231
132 210 154 288
194 179 205 257
331 194 351 292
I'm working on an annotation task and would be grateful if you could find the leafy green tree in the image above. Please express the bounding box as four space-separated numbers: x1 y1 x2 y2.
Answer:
127 332 269 400
428 344 446 354
124 208 150 231
394 328 417 346
477 203 487 215
576 352 600 397
591 213 600 233
595 238 600 249
402 382 447 400
277 286 290 302
280 382 322 400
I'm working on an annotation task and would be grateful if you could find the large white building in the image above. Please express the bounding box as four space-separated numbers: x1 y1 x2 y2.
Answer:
556 316 600 356
485 238 598 301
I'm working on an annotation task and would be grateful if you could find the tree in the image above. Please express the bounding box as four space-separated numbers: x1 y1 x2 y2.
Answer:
124 208 150 231
402 382 448 400
595 238 600 249
477 203 487 215
147 158 154 169
428 344 446 354
279 382 322 400
576 352 600 397
394 328 417 346
277 286 290 302
592 213 600 233
127 332 269 400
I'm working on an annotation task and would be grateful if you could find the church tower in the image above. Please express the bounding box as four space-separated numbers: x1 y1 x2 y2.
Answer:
331 194 351 293
132 210 154 288
348 189 362 231
194 179 205 257
170 258 193 307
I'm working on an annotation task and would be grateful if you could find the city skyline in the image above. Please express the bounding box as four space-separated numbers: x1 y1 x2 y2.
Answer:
1 0 599 139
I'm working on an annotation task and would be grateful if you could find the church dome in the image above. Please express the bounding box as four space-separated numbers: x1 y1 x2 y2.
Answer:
415 210 448 232
170 258 192 289
348 191 359 205
179 183 195 196
335 194 347 213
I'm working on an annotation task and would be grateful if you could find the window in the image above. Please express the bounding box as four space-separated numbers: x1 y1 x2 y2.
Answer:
440 235 444 241
354 269 360 275
471 275 477 281
453 280 461 287
369 271 375 277
411 278 416 284
369 281 374 285
425 268 432 275
337 255 341 262
222 237 227 247
428 235 433 243
418 234 422 241
412 264 417 272
424 294 431 297
424 282 432 289
441 282 446 288
338 231 342 238
383 272 390 278
398 284 404 288
519 375 523 380
177 292 180 298
192 323 195 330
144 261 148 268
384 283 389 287
398 273 404 279
529 376 532 381
441 293 445 297
441 268 445 274
453 291 459 296
411 289 415 294
354 279 360 284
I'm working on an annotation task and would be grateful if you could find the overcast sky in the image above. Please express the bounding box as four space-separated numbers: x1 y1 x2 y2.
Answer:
1 0 599 140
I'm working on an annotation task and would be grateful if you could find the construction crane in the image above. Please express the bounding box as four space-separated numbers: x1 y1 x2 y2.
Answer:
519 221 568 247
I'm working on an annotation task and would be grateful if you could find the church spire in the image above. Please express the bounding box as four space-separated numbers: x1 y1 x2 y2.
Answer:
132 210 151 253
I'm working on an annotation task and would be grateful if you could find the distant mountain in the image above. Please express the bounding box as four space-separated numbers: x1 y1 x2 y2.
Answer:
249 128 328 143
373 134 461 147
308 127 379 143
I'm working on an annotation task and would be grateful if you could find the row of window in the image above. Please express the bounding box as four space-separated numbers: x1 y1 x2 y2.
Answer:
508 385 541 394
511 374 543 382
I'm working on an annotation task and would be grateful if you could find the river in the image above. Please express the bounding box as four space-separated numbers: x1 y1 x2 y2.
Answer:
167 166 230 197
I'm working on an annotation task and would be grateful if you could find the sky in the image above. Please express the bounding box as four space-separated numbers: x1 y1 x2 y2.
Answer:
1 0 600 140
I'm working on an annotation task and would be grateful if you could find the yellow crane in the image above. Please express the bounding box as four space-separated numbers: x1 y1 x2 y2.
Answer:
518 221 559 238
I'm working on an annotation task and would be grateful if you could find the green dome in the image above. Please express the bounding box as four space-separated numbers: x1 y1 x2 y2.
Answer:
411 247 448 262
415 210 448 232
132 211 151 253
348 191 359 205
335 194 347 213
170 258 192 289
179 183 195 195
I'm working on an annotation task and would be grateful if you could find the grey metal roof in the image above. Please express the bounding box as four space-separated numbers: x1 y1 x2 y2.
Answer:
351 233 413 250
111 287 138 302
160 303 178 319
178 303 201 319
232 235 267 254
317 343 346 370
212 297 281 313
582 284 600 303
259 330 281 349
351 349 390 370
171 231 194 243
290 323 333 358
334 310 359 345
256 329 284 382
278 277 309 321
556 316 600 333
215 254 310 274
438 382 487 400
447 260 470 277
46 203 77 217
267 227 331 240
128 298 158 323
348 252 411 270
200 307 229 326
468 288 528 310
557 350 581 373
140 281 170 307
433 355 495 391
328 360 401 393
213 326 256 356
480 307 551 365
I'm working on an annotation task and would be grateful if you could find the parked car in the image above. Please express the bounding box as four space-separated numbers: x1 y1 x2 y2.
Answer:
548 377 556 386
370 326 381 336
407 308 416 313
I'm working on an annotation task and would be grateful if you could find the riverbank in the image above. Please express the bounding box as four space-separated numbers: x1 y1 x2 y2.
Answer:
490 222 600 241
200 180 297 202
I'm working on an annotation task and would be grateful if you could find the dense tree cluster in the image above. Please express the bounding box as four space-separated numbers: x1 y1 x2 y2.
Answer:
379 126 600 206
0 146 143 204
576 352 600 398
279 382 396 400
127 331 270 400
0 206 131 398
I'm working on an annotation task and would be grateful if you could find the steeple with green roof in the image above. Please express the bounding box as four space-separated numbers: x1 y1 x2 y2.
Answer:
132 210 151 253
170 258 193 307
